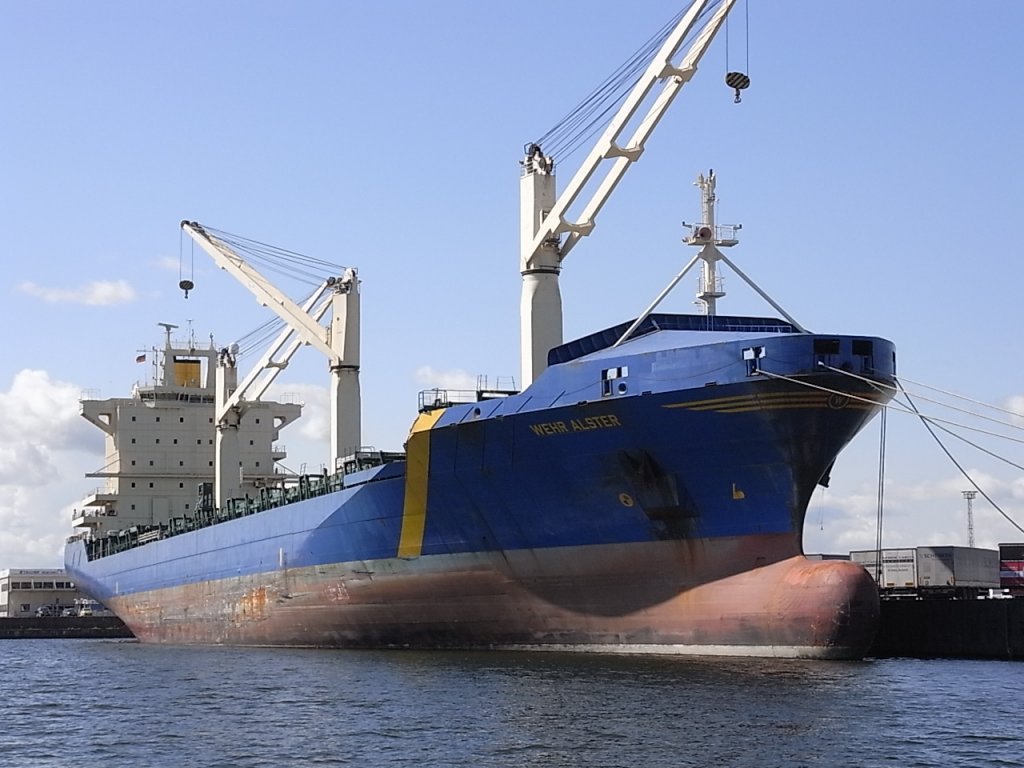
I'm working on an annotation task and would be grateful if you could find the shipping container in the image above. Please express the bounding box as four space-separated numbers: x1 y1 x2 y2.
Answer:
850 546 1000 598
916 546 999 591
850 549 917 590
999 543 1024 590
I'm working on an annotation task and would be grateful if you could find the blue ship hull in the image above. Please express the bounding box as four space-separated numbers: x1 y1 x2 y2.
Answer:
65 315 896 657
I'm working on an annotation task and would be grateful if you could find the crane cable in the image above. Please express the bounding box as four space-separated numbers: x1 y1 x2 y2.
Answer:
231 283 327 358
181 223 345 358
201 224 347 288
530 1 726 163
724 0 751 102
178 229 195 298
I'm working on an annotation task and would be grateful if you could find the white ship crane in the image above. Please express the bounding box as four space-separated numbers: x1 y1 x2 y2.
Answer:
520 0 738 387
181 221 360 506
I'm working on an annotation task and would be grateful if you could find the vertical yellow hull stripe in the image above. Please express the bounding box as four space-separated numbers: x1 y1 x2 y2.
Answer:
398 409 444 558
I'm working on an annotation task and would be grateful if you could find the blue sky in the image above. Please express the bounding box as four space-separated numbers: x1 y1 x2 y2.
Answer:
2 0 1023 568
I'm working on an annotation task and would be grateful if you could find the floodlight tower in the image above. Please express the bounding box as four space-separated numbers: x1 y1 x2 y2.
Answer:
962 490 977 548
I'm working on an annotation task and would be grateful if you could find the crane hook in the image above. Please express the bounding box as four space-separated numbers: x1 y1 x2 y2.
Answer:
726 72 750 104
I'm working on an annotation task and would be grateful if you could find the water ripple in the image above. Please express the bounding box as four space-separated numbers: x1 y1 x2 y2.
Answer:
0 643 1022 768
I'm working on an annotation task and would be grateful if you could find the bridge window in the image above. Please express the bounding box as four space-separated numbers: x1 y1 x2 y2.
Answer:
814 338 841 369
853 339 875 373
601 366 629 396
743 346 765 375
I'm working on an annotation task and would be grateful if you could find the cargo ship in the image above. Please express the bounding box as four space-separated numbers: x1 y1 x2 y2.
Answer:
64 0 896 657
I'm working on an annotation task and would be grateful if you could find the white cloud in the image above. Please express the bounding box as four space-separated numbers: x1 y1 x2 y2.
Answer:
1006 395 1024 427
19 279 137 305
0 370 100 568
0 488 72 567
156 256 180 272
415 366 477 390
0 370 95 458
0 370 95 454
0 442 57 487
267 382 329 442
805 463 1024 557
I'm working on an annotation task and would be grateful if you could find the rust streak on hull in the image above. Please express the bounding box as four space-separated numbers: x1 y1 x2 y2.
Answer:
110 537 878 659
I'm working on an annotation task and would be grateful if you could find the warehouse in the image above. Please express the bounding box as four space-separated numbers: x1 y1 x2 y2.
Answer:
0 568 89 617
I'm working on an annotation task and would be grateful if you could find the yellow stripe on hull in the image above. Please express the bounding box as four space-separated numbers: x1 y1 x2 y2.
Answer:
398 409 445 558
663 391 883 413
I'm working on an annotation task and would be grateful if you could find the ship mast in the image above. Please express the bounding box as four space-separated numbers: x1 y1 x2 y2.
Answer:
519 0 737 387
612 172 807 347
691 171 732 314
685 169 806 329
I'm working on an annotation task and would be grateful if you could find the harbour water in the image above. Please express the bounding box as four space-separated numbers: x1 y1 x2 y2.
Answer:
1 640 1020 767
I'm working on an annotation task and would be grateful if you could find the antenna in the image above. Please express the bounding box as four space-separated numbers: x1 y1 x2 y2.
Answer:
157 322 179 349
962 490 977 548
690 169 735 315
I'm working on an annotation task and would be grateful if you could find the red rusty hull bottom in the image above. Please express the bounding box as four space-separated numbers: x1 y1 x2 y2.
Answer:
109 536 879 659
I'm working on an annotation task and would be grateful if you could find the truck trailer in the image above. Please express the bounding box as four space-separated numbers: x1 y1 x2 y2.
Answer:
851 546 999 598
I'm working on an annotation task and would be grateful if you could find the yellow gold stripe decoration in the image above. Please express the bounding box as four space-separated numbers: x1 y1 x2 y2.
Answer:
398 409 445 558
663 391 883 414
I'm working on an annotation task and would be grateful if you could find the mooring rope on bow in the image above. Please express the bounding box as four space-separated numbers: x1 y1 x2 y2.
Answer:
756 364 1024 537
756 369 1024 446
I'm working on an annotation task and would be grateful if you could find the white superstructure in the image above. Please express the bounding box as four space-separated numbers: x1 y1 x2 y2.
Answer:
72 325 300 535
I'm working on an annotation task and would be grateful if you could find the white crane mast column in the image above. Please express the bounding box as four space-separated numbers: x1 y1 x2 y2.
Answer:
210 292 329 508
215 347 242 505
219 287 332 418
181 221 362 495
329 268 361 467
518 0 736 387
520 146 561 386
